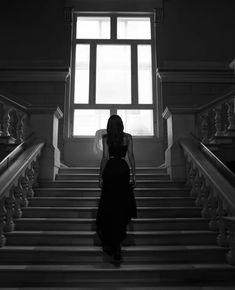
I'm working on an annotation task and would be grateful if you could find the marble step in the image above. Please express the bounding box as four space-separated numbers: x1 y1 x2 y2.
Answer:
34 187 190 198
21 206 202 218
15 217 210 231
5 230 217 246
0 245 226 265
28 197 195 207
0 264 234 287
39 180 186 189
59 167 167 174
56 173 170 181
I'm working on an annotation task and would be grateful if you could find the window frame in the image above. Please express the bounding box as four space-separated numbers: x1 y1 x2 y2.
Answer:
68 11 158 138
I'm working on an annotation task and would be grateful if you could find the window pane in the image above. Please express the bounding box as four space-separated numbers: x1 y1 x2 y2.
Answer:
117 110 154 136
117 17 151 39
76 17 110 39
96 45 131 104
138 45 153 104
73 109 109 136
74 45 90 104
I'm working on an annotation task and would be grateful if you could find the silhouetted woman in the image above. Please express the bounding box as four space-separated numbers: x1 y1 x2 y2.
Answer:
96 115 137 264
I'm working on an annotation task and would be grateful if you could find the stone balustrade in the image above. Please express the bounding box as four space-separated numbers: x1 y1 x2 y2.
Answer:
180 138 235 265
0 92 63 248
0 92 63 180
197 92 235 144
163 91 235 266
0 141 44 247
0 93 29 144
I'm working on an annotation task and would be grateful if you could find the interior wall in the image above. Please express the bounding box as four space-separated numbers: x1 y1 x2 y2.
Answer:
156 0 235 107
157 0 235 64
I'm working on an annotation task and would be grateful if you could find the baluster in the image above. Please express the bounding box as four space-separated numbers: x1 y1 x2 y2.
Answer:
225 100 235 136
223 217 235 265
2 105 10 136
199 113 209 143
0 103 4 135
4 188 15 232
227 231 235 265
186 162 195 189
213 106 224 137
189 168 198 198
20 177 29 208
26 167 35 198
8 109 17 141
13 185 23 219
195 175 203 207
32 160 40 188
16 112 24 143
208 190 218 231
200 179 210 218
0 199 6 247
216 197 228 247
21 114 28 141
185 159 191 188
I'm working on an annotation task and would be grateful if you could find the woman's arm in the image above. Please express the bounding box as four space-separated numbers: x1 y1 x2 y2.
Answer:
127 134 136 187
99 136 109 188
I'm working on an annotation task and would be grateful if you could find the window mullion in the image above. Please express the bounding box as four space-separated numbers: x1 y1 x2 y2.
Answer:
111 15 116 40
131 44 138 105
89 43 96 105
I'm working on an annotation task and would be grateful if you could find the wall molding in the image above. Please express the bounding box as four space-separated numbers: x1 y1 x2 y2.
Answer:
157 61 235 83
65 0 163 11
0 69 70 82
157 70 235 83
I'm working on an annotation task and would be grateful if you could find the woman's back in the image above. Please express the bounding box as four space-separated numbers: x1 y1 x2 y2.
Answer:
104 133 129 159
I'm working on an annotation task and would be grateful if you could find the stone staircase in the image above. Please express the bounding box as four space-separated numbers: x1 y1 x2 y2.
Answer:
0 166 235 289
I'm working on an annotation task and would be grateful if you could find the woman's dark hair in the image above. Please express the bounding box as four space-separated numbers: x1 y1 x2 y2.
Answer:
106 115 124 147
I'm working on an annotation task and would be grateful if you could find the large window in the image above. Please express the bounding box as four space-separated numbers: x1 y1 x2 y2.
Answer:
70 13 156 136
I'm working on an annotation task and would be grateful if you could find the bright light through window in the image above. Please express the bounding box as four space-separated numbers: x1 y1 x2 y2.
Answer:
76 17 110 39
138 45 153 104
73 109 110 136
96 45 131 104
71 14 156 137
117 17 151 39
74 44 90 103
118 110 154 136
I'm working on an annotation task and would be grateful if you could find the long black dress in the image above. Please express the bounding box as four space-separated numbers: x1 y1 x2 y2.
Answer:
96 143 137 252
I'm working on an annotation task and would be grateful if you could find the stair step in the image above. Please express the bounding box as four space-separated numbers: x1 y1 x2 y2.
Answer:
28 197 195 207
0 264 234 287
59 167 167 174
1 164 232 288
56 173 170 181
15 217 210 231
5 230 217 246
0 245 226 265
39 180 186 189
21 206 202 218
34 187 190 198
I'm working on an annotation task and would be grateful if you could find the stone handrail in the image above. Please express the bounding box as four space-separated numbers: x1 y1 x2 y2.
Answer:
0 139 45 247
190 132 235 186
0 92 30 143
180 137 235 265
199 141 235 186
0 133 35 175
196 91 235 143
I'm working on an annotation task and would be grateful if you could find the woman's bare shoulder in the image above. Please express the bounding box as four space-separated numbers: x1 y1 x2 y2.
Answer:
123 132 132 144
124 132 132 139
